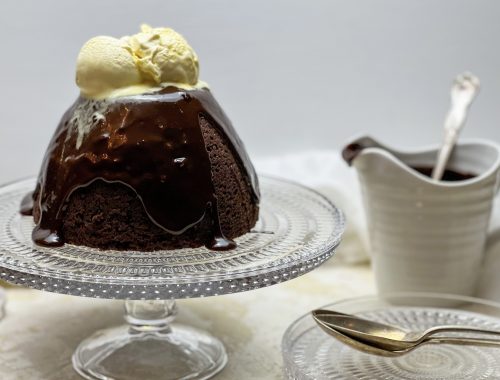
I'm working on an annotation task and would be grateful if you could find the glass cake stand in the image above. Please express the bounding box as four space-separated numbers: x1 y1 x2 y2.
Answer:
0 176 344 380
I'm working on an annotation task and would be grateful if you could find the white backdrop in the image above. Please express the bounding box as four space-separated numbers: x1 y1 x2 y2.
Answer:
1 0 500 184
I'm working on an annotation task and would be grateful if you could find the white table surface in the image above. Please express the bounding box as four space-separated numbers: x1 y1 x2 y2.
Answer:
0 259 374 380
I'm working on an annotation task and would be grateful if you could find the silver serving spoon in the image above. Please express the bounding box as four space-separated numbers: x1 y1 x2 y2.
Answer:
312 309 500 352
432 72 480 180
313 314 500 357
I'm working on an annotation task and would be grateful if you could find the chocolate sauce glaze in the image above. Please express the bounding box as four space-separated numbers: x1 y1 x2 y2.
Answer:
23 86 259 251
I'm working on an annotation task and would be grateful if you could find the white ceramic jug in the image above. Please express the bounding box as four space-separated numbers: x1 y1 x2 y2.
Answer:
344 135 500 296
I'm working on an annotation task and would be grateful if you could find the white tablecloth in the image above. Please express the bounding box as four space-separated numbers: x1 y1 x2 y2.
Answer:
0 262 374 380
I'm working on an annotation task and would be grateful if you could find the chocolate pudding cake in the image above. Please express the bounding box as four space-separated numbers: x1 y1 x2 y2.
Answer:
22 25 259 251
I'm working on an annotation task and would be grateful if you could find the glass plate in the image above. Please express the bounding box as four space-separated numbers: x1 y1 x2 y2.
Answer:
282 293 500 380
0 176 344 299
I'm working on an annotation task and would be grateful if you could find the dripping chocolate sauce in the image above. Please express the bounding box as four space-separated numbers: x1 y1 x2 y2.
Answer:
20 191 34 216
23 86 259 251
342 143 477 181
341 143 365 166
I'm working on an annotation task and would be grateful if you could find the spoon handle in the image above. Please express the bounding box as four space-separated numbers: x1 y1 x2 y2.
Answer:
425 336 500 348
423 325 500 339
431 72 480 180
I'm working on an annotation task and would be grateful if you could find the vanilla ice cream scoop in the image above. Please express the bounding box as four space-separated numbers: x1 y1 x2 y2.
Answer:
126 24 199 86
76 25 203 99
76 36 142 98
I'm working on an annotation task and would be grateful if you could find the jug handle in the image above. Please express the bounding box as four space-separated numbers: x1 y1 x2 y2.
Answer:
485 176 500 253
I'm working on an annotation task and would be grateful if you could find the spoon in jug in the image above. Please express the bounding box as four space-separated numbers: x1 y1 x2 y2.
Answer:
312 309 500 352
432 72 480 180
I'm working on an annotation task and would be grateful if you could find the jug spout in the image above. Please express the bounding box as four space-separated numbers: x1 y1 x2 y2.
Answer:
342 135 409 176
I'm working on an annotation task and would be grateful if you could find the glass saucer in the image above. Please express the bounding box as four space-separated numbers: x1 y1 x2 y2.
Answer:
282 293 500 380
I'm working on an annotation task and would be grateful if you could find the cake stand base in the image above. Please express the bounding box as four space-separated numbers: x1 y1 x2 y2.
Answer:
72 300 227 380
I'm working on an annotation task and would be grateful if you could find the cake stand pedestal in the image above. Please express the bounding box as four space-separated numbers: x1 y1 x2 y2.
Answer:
0 177 344 380
73 299 227 380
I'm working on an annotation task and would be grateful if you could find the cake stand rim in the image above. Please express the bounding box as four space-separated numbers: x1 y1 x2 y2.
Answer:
0 175 344 300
